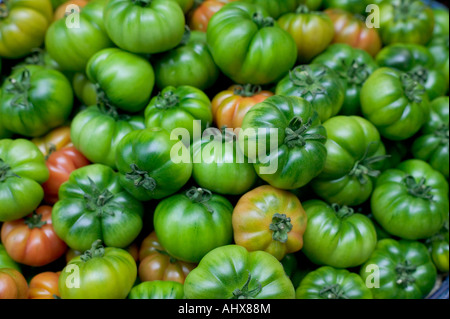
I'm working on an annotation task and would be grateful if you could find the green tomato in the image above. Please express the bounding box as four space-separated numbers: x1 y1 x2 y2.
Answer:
0 139 48 222
207 2 297 85
312 44 379 116
104 0 185 54
302 200 377 268
52 164 144 252
72 73 98 107
242 0 301 18
184 245 295 299
280 253 298 278
275 64 345 122
0 65 73 137
128 281 185 299
239 95 327 190
192 129 257 195
361 67 430 141
70 105 145 169
379 0 434 46
144 85 213 142
0 244 20 271
311 115 387 206
299 0 323 11
153 187 233 263
375 44 448 101
426 220 449 273
45 0 113 72
169 0 194 13
323 0 367 15
115 128 192 202
360 239 437 299
371 159 449 240
59 240 137 299
432 8 449 37
86 48 155 113
427 35 449 89
296 266 373 299
412 96 449 179
153 29 220 91
0 0 53 59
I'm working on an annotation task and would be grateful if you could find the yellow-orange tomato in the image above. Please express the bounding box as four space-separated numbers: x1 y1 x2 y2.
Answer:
232 185 308 261
212 84 273 130
1 206 68 267
0 269 28 299
31 126 72 158
138 232 196 284
28 272 61 299
325 8 382 57
188 0 237 32
54 0 89 21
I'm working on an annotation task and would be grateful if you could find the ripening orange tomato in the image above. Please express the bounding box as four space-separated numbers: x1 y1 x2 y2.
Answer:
0 269 28 299
1 206 68 267
31 125 72 158
28 272 61 299
211 84 273 130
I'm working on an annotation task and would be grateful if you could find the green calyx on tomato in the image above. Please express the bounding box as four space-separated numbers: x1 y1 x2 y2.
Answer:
79 239 106 262
348 142 390 184
269 213 293 243
231 271 262 299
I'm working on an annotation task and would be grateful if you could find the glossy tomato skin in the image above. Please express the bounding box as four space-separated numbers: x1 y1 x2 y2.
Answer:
0 65 73 137
184 245 295 299
278 6 335 63
0 139 49 222
0 0 53 58
375 44 448 101
311 116 387 207
153 187 234 263
212 84 273 130
31 126 72 158
170 0 194 13
138 231 196 284
115 129 193 201
192 129 258 196
42 146 90 204
412 96 449 179
144 85 213 142
296 266 373 299
1 205 67 267
59 242 137 299
239 95 328 190
323 0 366 15
28 272 61 299
45 0 113 72
0 268 28 299
371 159 449 240
52 164 144 252
188 0 236 32
86 48 155 113
301 200 377 268
379 0 434 46
72 73 98 107
232 185 307 261
53 0 88 21
104 0 185 54
312 43 378 116
0 244 20 271
325 8 382 57
128 281 184 299
426 220 449 273
207 2 297 85
360 239 437 299
427 35 449 88
153 30 219 91
361 67 430 141
275 64 345 122
70 105 145 169
242 0 300 18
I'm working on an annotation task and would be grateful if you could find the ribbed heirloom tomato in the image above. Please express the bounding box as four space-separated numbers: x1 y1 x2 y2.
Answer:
28 272 61 299
0 269 28 299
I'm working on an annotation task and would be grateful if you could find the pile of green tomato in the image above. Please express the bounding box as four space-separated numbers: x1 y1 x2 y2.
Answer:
0 0 448 300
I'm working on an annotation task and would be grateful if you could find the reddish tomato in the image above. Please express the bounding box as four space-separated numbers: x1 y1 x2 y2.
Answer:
138 231 196 284
31 126 72 158
325 8 382 57
54 0 89 21
28 272 61 299
0 269 28 299
41 146 90 204
188 0 237 32
1 206 68 267
211 84 273 130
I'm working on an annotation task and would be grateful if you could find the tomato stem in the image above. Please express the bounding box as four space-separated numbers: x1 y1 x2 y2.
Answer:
6 69 32 108
289 65 327 98
132 0 152 7
154 90 180 109
125 164 157 191
345 60 371 86
331 204 354 219
348 142 390 184
24 211 47 229
80 240 105 262
186 187 215 213
408 67 428 87
231 271 262 299
296 5 310 14
284 117 326 148
404 176 434 200
83 177 118 217
319 284 349 299
233 84 262 97
252 12 274 28
435 124 449 145
395 260 417 288
0 159 20 182
401 73 426 104
269 213 293 243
